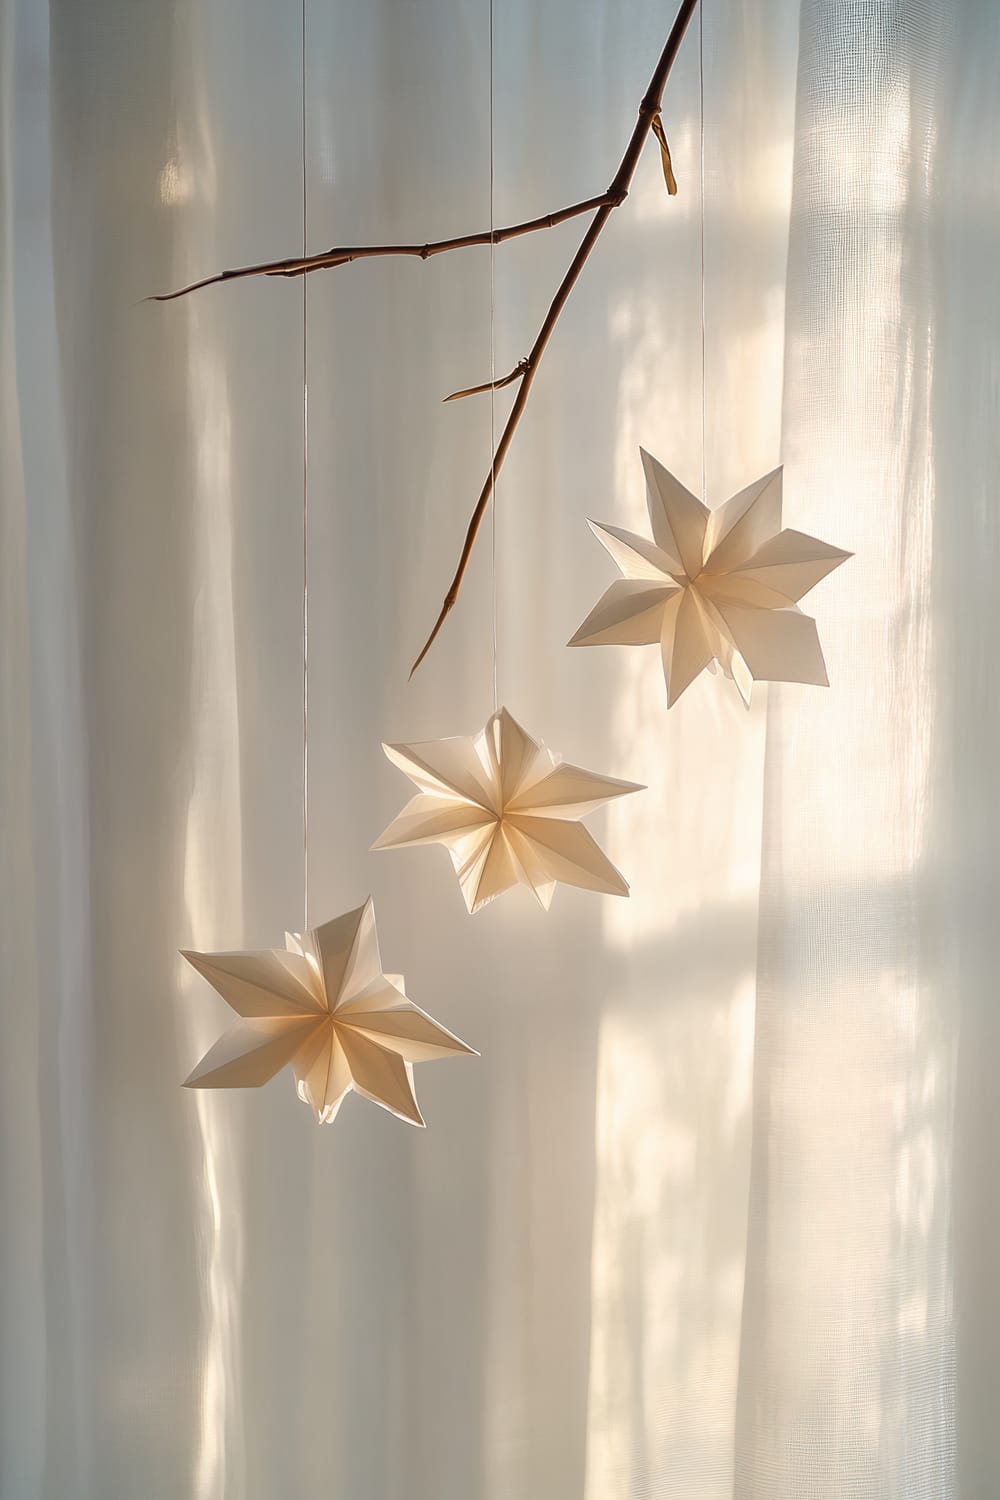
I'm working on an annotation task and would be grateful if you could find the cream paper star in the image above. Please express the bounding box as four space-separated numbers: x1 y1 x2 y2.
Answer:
182 897 475 1126
568 449 851 707
371 707 643 914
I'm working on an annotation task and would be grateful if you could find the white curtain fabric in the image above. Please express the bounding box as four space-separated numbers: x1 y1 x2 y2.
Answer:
3 0 997 1495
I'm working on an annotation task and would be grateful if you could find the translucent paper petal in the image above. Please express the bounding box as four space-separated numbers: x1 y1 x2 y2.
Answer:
506 816 630 897
567 578 676 648
532 881 557 911
293 1028 354 1122
710 600 830 685
660 588 715 706
184 1015 320 1089
465 823 522 911
337 1030 425 1126
181 948 325 1018
689 590 732 663
731 650 754 707
587 520 678 582
698 573 787 610
640 448 709 578
699 603 755 706
500 823 561 904
428 821 500 913
723 528 851 604
381 736 497 811
702 466 783 572
507 761 644 819
371 793 495 850
488 708 543 805
337 978 476 1062
309 899 381 1009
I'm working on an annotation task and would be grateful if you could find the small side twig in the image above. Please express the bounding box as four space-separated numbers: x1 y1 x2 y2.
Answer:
443 359 530 403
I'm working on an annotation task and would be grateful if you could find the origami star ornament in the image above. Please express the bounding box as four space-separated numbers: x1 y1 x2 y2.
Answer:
182 897 475 1125
568 449 851 707
372 707 643 914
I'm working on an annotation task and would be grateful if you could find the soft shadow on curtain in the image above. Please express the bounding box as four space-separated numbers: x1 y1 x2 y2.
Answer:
737 5 1000 1497
2 1 998 1498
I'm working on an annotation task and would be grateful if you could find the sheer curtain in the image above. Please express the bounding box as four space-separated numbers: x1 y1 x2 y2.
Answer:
2 0 997 1496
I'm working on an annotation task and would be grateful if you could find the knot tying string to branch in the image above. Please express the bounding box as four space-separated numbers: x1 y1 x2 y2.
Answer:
650 111 679 196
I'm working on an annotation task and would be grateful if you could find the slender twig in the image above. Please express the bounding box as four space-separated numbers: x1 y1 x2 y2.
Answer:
443 359 529 403
410 0 700 674
151 195 613 301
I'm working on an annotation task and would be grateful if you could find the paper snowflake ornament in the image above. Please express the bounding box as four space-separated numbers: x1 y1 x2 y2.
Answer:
182 897 475 1126
568 449 851 707
372 707 643 914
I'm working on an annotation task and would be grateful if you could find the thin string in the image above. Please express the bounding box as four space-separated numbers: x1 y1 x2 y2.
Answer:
698 1 707 504
301 0 310 929
489 0 498 713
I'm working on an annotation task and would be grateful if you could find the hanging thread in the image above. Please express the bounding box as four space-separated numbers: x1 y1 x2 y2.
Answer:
301 0 310 929
698 2 707 505
489 0 498 713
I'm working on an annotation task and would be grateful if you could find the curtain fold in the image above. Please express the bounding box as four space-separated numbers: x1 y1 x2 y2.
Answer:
2 1 996 1496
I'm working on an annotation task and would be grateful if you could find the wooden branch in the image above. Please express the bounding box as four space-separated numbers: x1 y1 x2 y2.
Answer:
410 0 700 674
151 195 613 302
152 0 698 675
